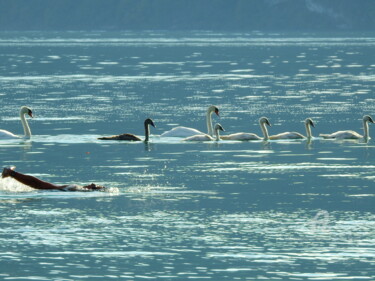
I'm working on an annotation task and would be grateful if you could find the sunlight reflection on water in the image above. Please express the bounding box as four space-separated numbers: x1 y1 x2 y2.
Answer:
0 31 374 280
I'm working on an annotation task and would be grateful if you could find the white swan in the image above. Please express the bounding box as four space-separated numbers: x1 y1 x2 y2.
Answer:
98 118 155 142
269 118 315 140
183 123 224 141
161 105 219 137
221 117 271 141
320 115 374 140
0 106 33 139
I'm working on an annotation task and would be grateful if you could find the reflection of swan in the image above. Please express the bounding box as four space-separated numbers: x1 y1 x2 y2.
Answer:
98 118 155 142
183 124 224 141
161 105 219 137
320 115 374 139
221 117 271 141
0 106 33 139
269 118 315 140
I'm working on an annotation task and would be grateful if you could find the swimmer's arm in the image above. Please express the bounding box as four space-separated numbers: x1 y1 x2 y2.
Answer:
10 171 66 190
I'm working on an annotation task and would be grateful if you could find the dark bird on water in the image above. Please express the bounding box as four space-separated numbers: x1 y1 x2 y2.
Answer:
98 118 156 142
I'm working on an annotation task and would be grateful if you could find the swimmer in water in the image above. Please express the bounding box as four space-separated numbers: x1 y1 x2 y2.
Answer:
2 167 106 191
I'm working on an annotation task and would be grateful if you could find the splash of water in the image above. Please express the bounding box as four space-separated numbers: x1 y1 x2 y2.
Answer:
0 178 34 192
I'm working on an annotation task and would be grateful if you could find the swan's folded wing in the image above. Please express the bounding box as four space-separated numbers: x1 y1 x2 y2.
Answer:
183 134 212 141
320 130 362 139
0 129 20 139
221 132 262 141
269 131 305 140
98 133 142 141
161 126 205 137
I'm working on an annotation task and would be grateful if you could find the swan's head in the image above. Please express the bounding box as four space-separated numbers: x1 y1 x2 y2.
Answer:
305 118 315 128
363 115 374 124
259 117 271 127
208 105 220 117
20 106 33 118
144 118 156 128
214 123 225 132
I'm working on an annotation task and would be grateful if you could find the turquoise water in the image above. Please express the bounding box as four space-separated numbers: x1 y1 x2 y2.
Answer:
0 31 374 280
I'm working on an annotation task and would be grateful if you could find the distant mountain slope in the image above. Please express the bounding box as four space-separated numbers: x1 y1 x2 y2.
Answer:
0 0 374 31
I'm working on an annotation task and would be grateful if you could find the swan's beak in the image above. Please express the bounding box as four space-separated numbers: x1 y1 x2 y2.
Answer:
215 108 220 117
28 110 33 118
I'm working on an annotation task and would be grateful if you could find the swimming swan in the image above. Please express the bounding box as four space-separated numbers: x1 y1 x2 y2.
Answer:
269 118 315 140
161 105 219 137
183 123 224 141
320 115 374 140
221 117 271 141
98 118 155 142
0 106 33 139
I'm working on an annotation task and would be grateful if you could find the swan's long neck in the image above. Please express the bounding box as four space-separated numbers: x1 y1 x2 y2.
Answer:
144 123 150 142
260 121 269 140
305 122 312 138
20 112 31 138
363 119 370 139
214 128 221 141
206 109 214 137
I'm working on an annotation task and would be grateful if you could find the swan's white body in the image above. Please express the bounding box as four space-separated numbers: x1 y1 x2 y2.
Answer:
269 118 315 140
0 130 19 139
320 115 374 140
321 131 362 139
221 117 271 141
161 105 219 137
161 126 204 138
0 106 33 139
183 124 224 141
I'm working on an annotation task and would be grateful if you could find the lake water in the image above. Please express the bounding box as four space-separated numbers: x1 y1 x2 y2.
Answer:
0 31 374 280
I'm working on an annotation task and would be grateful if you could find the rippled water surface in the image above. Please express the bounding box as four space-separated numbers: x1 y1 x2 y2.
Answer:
0 31 374 280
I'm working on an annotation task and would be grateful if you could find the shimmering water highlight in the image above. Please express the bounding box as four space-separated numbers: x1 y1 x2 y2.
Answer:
0 31 374 280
